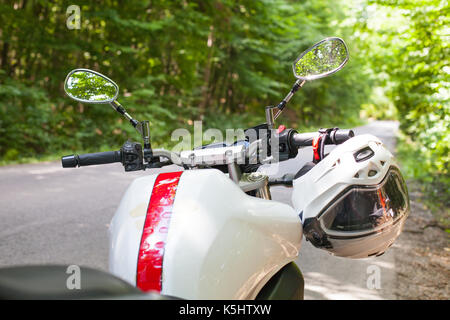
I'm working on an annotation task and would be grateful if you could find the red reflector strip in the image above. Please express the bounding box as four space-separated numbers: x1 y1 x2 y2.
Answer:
136 171 183 292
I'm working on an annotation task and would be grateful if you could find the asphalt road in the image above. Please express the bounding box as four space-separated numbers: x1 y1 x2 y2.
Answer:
0 120 399 299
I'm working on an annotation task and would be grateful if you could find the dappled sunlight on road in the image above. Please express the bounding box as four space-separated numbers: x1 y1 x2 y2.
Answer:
304 271 383 300
297 238 397 300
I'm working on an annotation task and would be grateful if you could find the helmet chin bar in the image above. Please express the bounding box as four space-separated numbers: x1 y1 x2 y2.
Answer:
110 100 153 163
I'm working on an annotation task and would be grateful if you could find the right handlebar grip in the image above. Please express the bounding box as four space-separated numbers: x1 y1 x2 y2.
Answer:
331 129 355 144
291 132 318 147
62 151 122 168
291 129 355 148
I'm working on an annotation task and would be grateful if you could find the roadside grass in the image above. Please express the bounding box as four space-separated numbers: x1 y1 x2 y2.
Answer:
0 117 365 167
396 133 450 232
0 146 116 166
0 141 172 167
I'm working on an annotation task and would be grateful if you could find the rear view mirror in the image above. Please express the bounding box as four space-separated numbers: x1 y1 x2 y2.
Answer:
293 37 349 81
63 68 151 152
64 69 119 104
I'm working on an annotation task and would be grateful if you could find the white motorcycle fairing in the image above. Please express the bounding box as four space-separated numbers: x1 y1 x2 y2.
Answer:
109 168 302 299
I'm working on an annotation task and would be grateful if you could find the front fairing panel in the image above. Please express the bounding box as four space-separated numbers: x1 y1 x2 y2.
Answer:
109 169 302 299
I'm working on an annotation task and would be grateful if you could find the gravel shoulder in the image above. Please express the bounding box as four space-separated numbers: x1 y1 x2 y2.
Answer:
392 180 449 299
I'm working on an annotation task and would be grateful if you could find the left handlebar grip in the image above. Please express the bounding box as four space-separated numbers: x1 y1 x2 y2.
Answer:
62 151 122 168
61 154 79 168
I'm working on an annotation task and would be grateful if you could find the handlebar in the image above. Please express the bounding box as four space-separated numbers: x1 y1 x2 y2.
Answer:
60 128 354 170
291 129 354 148
62 151 122 168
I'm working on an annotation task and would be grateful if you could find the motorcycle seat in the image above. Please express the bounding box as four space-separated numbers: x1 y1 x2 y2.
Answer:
0 265 173 300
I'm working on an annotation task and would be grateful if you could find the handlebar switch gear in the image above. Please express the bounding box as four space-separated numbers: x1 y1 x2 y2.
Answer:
275 128 298 161
121 141 144 172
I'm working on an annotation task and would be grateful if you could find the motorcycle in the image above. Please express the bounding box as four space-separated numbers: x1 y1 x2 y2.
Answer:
60 37 410 300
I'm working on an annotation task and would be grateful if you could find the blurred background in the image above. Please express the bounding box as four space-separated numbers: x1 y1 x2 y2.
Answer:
0 0 447 177
1 0 448 192
0 0 448 298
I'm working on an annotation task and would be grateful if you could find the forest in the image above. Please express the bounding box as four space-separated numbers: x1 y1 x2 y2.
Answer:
0 0 448 196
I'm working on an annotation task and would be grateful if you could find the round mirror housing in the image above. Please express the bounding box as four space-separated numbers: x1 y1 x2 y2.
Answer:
64 69 119 104
293 37 349 81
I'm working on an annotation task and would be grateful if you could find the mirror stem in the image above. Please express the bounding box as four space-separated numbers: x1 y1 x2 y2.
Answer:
110 100 140 129
110 101 154 162
274 79 306 120
140 121 151 147
265 106 276 130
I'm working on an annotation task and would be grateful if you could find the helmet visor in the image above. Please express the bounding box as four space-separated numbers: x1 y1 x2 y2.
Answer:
320 168 409 236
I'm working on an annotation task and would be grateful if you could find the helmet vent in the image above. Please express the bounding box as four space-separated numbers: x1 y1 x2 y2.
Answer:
354 147 374 162
354 172 360 178
368 170 378 177
332 159 341 168
380 160 386 166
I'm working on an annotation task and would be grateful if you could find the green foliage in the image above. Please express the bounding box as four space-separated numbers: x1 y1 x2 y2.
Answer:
397 132 450 221
1 0 447 212
3 0 447 195
0 0 372 161
294 39 348 78
65 71 117 102
353 0 449 191
360 87 398 120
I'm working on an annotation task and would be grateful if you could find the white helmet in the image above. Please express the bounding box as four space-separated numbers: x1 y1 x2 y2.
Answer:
292 134 410 259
